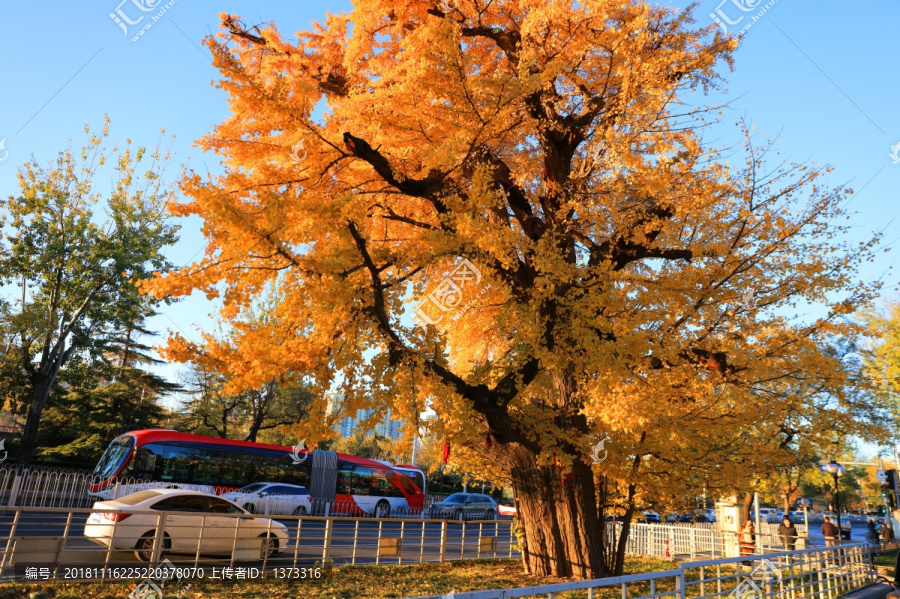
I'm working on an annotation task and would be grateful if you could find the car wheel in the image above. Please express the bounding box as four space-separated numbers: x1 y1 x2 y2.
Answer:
259 534 279 559
293 506 307 516
134 532 170 562
375 500 391 519
455 509 465 522
245 503 255 514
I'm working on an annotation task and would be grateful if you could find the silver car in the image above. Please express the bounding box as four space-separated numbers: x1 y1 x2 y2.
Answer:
429 493 498 521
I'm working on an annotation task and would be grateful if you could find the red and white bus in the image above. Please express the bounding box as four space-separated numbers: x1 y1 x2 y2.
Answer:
90 430 425 517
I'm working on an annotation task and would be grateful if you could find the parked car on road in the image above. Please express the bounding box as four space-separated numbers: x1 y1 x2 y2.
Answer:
641 510 660 523
221 482 311 516
497 502 517 517
753 508 779 522
84 489 289 561
429 493 498 521
694 508 716 522
664 512 679 523
820 512 852 539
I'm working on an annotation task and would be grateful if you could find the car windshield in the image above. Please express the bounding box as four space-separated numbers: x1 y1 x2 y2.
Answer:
444 494 469 503
114 490 162 506
237 483 266 493
93 435 135 478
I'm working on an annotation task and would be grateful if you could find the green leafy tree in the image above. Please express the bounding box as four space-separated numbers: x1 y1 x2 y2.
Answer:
0 118 179 466
35 306 179 468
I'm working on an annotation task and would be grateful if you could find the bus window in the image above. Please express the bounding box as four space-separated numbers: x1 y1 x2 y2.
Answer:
191 448 222 485
94 435 135 478
128 447 157 479
400 471 425 494
214 450 239 486
281 456 311 487
336 468 353 495
370 470 403 498
351 466 374 496
161 445 196 483
382 471 410 497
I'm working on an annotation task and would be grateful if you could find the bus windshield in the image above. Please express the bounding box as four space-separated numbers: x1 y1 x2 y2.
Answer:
94 435 135 478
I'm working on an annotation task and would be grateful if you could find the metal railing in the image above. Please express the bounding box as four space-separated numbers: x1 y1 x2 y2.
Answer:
0 465 480 517
402 543 884 599
610 522 814 560
0 505 521 581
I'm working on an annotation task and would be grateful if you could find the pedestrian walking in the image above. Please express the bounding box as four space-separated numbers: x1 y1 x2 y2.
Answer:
778 516 798 551
740 519 755 558
821 516 839 547
884 520 895 545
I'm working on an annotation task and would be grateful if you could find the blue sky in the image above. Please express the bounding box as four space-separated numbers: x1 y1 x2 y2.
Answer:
1 1 898 434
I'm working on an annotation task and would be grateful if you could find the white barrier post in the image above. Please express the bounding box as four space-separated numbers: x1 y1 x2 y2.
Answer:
7 471 25 507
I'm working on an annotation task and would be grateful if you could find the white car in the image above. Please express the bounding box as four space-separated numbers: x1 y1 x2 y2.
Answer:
84 489 289 561
221 483 312 516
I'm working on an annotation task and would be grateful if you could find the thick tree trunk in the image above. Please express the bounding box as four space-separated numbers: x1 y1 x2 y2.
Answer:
741 493 754 521
17 376 53 467
613 489 638 576
509 446 605 579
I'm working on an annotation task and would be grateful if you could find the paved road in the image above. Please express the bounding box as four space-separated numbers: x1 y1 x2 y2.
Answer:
801 520 879 544
0 511 517 580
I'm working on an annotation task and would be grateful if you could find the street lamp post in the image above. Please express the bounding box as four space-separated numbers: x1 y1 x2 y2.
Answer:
822 461 846 543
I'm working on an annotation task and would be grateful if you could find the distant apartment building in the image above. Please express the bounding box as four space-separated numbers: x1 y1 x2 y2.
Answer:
327 393 403 441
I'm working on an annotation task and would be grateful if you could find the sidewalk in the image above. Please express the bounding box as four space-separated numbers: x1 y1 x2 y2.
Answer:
842 583 893 599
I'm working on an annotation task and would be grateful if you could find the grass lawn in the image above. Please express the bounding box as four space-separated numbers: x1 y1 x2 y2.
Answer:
0 557 676 599
6 549 890 599
874 549 898 569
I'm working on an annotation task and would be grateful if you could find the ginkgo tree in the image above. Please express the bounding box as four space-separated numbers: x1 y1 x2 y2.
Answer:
143 0 887 578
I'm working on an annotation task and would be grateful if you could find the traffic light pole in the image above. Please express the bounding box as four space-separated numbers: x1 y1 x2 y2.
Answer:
821 459 897 538
878 458 894 536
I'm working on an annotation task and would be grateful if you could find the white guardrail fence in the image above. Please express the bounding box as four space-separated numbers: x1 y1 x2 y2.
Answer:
0 506 521 582
403 543 893 599
0 463 871 588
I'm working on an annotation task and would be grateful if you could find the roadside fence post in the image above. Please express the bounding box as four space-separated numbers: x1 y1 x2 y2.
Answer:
419 521 426 563
351 519 359 566
150 513 167 564
399 520 405 565
460 521 466 560
7 471 25 507
376 520 383 566
440 521 447 563
322 517 333 563
291 517 303 568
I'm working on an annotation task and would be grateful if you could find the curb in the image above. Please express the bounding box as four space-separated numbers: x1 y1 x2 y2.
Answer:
842 583 893 599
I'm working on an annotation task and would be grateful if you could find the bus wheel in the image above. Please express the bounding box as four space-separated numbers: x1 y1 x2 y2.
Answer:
258 534 279 559
293 506 307 516
375 500 391 519
244 503 255 514
134 532 170 562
